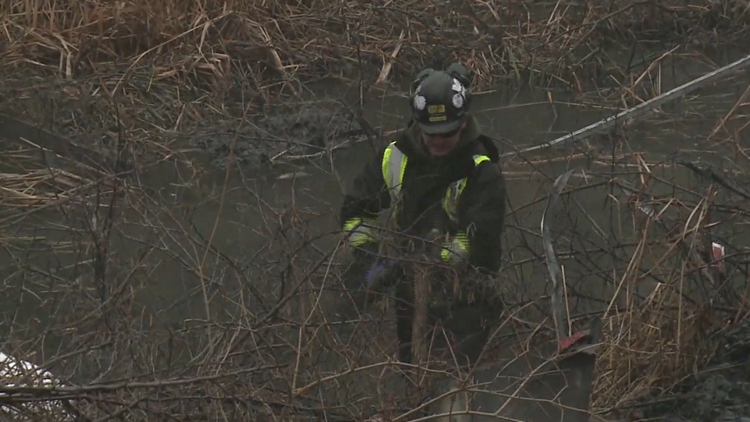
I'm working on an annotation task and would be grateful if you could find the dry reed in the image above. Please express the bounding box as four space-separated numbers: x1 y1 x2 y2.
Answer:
473 150 744 420
2 0 750 95
499 87 750 417
0 142 120 209
0 3 749 421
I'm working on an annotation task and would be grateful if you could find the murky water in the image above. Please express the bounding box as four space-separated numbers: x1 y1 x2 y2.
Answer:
1 46 749 418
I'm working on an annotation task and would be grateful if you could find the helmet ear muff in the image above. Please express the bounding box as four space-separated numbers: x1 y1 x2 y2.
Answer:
451 78 472 116
411 68 434 92
461 85 472 112
446 63 473 113
409 68 434 108
446 63 473 89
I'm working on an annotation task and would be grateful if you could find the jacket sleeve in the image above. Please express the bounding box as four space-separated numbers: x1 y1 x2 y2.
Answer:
454 161 507 274
339 146 391 249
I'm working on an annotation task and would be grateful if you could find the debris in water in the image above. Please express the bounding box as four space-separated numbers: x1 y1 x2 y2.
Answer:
277 171 311 180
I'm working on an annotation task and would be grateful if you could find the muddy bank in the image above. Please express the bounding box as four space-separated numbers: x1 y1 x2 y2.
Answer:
0 69 370 169
184 104 368 168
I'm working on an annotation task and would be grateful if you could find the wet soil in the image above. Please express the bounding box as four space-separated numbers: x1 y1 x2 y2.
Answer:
0 69 369 169
184 103 367 168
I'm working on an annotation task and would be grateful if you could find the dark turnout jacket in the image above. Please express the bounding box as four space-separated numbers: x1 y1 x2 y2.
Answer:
340 116 507 364
340 116 507 274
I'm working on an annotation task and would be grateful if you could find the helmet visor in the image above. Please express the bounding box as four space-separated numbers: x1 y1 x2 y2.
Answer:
418 119 462 136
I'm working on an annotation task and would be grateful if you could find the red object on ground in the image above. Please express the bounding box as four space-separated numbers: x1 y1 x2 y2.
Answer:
558 330 589 352
711 242 725 269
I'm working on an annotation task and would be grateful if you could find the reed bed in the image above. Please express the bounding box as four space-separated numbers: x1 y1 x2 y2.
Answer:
0 143 121 209
2 0 748 171
0 2 750 421
2 0 750 95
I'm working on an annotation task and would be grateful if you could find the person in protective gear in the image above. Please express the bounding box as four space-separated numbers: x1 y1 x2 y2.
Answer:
339 63 507 367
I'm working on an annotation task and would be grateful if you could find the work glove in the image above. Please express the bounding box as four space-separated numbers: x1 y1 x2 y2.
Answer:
440 233 470 268
365 257 399 290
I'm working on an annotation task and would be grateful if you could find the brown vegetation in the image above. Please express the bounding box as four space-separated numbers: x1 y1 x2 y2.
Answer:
3 0 750 95
0 95 748 420
0 1 749 421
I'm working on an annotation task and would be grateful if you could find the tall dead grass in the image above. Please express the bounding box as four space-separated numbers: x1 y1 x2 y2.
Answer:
2 0 750 93
506 84 750 417
0 3 750 420
0 138 121 210
585 174 735 417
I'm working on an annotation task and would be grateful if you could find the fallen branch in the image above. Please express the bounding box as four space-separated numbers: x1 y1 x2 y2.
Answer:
541 169 575 343
511 53 750 156
0 364 283 396
376 30 405 85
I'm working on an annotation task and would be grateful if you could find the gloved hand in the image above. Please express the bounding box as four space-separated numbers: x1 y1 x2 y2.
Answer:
365 258 399 289
440 235 470 267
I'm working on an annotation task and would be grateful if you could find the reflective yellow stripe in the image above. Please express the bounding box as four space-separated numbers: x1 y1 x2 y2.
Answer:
350 230 376 247
343 218 364 232
443 179 467 218
397 155 407 193
381 144 393 189
474 155 490 165
440 154 491 264
442 154 490 220
381 142 408 226
382 142 408 201
441 231 470 263
344 217 377 247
